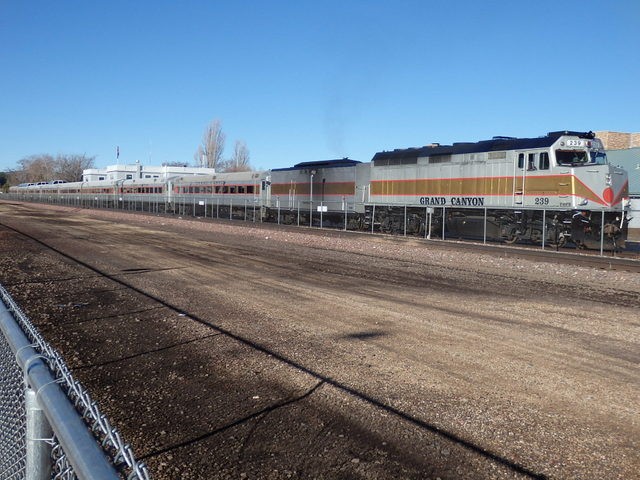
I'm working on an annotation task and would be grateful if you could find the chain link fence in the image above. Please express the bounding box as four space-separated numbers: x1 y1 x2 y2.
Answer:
0 284 151 480
0 325 26 479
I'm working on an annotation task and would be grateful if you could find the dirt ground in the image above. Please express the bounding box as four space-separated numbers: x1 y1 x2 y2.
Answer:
0 202 638 480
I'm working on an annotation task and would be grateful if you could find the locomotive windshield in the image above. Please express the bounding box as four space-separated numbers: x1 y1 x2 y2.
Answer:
555 149 606 166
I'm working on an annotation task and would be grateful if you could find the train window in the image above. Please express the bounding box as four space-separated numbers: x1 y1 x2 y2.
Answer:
238 186 245 194
518 153 525 169
539 152 550 170
126 174 133 180
247 186 254 194
527 154 536 171
229 187 236 194
206 186 212 194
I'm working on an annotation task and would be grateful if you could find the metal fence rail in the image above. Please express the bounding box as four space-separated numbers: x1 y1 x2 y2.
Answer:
0 284 150 480
3 193 628 254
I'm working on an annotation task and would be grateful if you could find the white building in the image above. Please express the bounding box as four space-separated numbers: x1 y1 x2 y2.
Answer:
82 162 216 182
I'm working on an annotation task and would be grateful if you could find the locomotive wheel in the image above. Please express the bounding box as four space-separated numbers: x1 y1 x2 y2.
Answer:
546 226 567 248
547 234 567 248
530 229 543 245
504 231 520 244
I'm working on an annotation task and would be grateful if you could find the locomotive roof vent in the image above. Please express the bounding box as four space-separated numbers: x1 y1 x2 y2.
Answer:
492 136 516 140
425 143 440 148
548 130 595 139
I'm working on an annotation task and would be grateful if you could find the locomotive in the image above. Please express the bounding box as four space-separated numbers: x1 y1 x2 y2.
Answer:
9 131 630 250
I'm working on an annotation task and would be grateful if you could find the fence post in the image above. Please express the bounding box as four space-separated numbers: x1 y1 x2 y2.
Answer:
344 206 347 231
26 388 53 480
371 205 375 234
542 209 546 250
442 206 446 240
404 205 407 236
600 209 605 256
483 208 487 244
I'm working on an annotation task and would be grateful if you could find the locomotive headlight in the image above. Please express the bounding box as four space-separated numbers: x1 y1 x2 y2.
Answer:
605 174 612 186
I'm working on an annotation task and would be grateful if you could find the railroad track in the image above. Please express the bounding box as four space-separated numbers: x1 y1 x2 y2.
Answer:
244 220 640 273
3 199 640 273
408 238 640 273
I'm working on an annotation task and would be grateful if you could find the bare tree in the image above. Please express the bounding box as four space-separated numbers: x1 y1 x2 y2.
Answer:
6 168 28 185
194 119 226 169
55 154 95 182
223 140 251 172
17 154 56 182
9 153 95 184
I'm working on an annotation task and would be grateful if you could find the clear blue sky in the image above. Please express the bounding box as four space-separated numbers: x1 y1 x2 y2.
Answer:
1 0 638 172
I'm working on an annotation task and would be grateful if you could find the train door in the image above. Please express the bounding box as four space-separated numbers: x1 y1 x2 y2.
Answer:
513 152 526 205
261 175 271 208
513 152 538 206
166 180 173 203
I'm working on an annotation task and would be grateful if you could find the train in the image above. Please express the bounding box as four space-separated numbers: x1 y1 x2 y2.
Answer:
8 130 630 250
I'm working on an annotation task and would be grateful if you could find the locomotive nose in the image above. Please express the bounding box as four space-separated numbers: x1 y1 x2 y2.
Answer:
607 165 629 207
